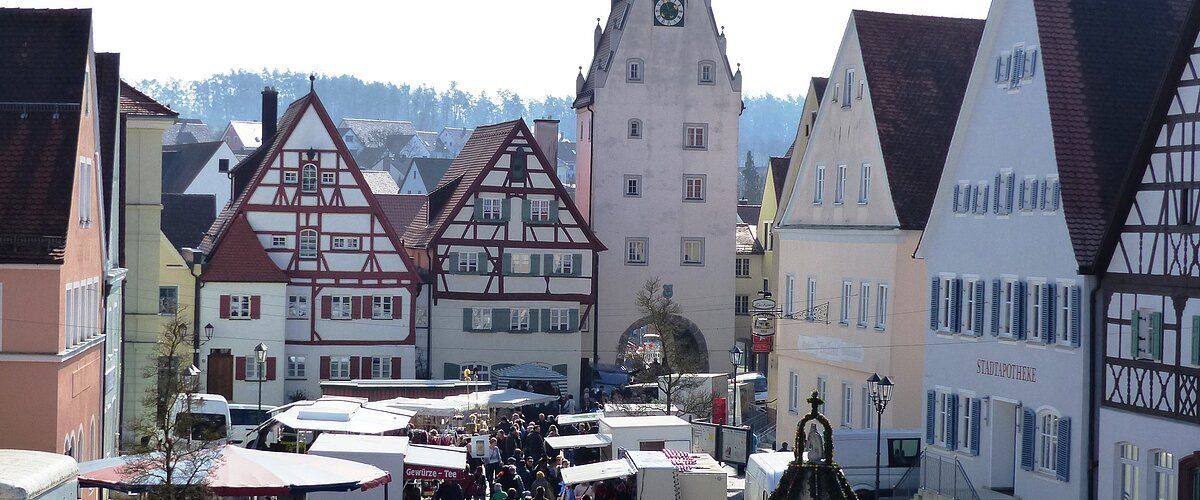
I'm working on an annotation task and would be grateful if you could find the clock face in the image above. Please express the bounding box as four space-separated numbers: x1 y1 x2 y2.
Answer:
654 0 684 27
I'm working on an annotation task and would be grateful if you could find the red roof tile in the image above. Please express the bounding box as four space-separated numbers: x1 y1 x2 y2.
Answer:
200 214 288 283
377 194 426 240
119 80 177 117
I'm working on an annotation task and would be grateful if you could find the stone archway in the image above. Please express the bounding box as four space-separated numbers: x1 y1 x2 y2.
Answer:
615 314 709 373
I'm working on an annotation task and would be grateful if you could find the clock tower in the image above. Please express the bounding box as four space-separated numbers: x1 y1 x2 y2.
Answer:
574 0 742 374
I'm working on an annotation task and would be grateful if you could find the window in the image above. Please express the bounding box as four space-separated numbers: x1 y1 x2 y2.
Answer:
510 308 531 331
299 229 318 258
935 391 954 447
842 383 853 427
788 371 800 413
1044 176 1062 212
159 287 178 316
806 278 817 321
840 281 852 325
552 254 574 275
939 277 954 332
858 163 871 204
301 164 318 193
996 171 1016 214
862 387 873 429
735 295 750 315
684 175 706 201
332 237 360 250
530 199 551 222
764 222 774 250
509 253 532 274
1117 443 1140 500
842 68 855 107
271 235 287 248
624 175 642 197
472 308 493 331
510 152 527 182
1031 282 1047 342
481 198 504 221
1038 412 1060 474
330 356 351 380
858 282 870 327
1020 176 1040 211
816 377 828 411
1153 451 1176 500
331 296 352 320
1057 283 1075 346
876 284 889 329
975 181 990 215
78 159 92 226
785 274 796 317
1002 279 1017 337
322 171 336 185
626 238 647 265
284 170 298 184
684 124 707 149
627 59 643 82
457 252 480 273
814 165 826 204
550 308 570 331
287 295 309 319
735 258 751 277
954 181 972 213
962 280 979 335
858 79 866 100
372 296 392 319
230 295 251 320
682 238 704 265
371 357 391 379
245 355 263 381
835 163 847 204
958 395 977 453
699 61 715 84
628 119 642 139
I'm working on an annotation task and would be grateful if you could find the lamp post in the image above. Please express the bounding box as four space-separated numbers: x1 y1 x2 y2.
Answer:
254 343 268 412
867 373 894 498
728 345 744 426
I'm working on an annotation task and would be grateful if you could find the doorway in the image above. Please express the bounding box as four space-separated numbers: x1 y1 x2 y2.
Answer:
1181 452 1200 500
207 349 233 401
988 400 1017 492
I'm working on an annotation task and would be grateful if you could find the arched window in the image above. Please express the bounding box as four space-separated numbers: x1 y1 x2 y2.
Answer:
1036 410 1060 473
628 119 643 139
90 417 97 461
63 433 73 457
299 229 318 258
301 164 318 193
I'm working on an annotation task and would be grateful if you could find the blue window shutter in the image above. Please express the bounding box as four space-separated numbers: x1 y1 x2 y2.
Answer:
1018 180 1027 210
925 391 936 444
1052 181 1062 210
993 173 1002 213
1016 282 1028 340
540 309 552 332
1070 286 1082 346
1192 316 1200 366
473 200 483 221
1031 179 1040 208
1044 284 1056 344
1131 310 1142 357
974 281 986 337
543 254 554 275
550 200 560 223
530 254 542 276
991 279 1002 336
1150 312 1163 361
501 199 511 221
1006 174 1016 213
929 277 940 330
1021 408 1036 471
951 279 963 333
449 252 460 274
463 309 474 331
569 309 580 332
970 399 982 455
953 184 961 213
503 253 512 275
1056 417 1071 482
947 394 959 450
477 252 489 275
528 309 540 332
572 254 583 276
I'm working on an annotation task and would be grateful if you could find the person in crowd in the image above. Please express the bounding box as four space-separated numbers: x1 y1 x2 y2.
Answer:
778 442 790 452
517 456 536 487
530 471 553 499
465 466 487 500
486 436 503 479
542 425 559 459
490 482 508 500
502 429 520 461
524 424 544 461
537 413 551 435
404 482 423 499
432 478 465 500
505 488 519 500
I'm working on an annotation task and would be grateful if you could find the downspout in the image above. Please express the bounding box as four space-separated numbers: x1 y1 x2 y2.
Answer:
586 104 598 373
426 248 434 379
1086 273 1102 500
189 251 205 368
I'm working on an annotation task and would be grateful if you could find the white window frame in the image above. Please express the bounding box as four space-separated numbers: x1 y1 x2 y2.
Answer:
958 394 976 453
814 165 826 204
1152 450 1176 500
699 61 715 85
975 181 990 215
1021 176 1039 212
841 383 853 427
330 356 351 380
287 295 309 319
245 355 263 381
624 175 642 197
1037 411 1060 474
371 356 391 379
472 308 492 330
1056 282 1075 347
840 281 852 325
481 198 504 221
788 371 800 414
955 181 972 214
962 280 979 335
553 254 574 275
530 199 551 222
299 229 318 258
510 253 532 274
817 376 828 411
550 308 570 331
159 286 178 316
876 283 889 330
301 164 318 193
372 296 392 319
230 295 251 320
684 175 706 201
858 163 871 204
1044 176 1062 212
862 386 873 429
321 171 336 185
626 238 647 265
735 258 751 278
1001 278 1017 337
271 235 287 248
287 356 306 378
284 171 298 184
458 252 479 273
858 282 870 328
786 274 797 317
939 276 954 332
684 124 708 149
842 68 855 107
1117 443 1140 500
806 278 817 321
1031 281 1047 342
331 296 352 320
935 390 953 448
331 236 360 251
835 163 847 204
510 308 531 331
682 238 704 266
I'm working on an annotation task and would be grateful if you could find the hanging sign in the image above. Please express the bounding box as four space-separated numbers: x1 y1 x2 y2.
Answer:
752 334 772 353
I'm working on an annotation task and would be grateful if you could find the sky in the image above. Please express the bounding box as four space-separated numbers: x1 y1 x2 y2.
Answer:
5 0 991 98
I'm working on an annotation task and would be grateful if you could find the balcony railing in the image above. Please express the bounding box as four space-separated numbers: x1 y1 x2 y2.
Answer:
1104 356 1200 424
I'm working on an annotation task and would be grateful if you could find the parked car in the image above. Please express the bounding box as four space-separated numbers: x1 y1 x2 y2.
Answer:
833 428 922 498
168 393 231 446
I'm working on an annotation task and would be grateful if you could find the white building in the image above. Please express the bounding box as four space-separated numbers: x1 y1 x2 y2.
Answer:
197 90 420 406
574 0 742 373
161 140 239 211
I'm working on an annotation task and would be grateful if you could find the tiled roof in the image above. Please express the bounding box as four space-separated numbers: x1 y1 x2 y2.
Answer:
769 156 790 204
415 131 439 150
162 141 223 194
784 77 828 158
340 118 416 148
0 8 89 103
226 120 262 150
854 10 984 230
376 194 427 240
354 146 389 169
812 77 829 102
200 214 288 283
161 193 216 254
737 205 761 226
1033 0 1194 271
163 118 213 145
411 158 455 189
119 80 176 117
361 170 400 195
736 223 764 255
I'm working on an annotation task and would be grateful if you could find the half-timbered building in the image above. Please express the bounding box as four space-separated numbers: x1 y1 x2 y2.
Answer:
198 89 420 406
404 119 604 398
1098 7 1200 498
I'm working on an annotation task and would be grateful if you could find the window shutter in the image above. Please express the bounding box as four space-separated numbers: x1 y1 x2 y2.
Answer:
266 357 277 381
572 254 584 276
320 356 331 380
351 296 362 319
503 254 512 275
449 252 460 274
1056 417 1071 482
501 199 511 221
444 363 461 381
473 200 483 221
220 295 231 319
521 199 532 223
393 296 403 319
929 278 940 330
1016 281 1028 340
463 309 474 331
477 252 489 275
970 399 982 456
1193 316 1200 366
349 357 361 379
1011 47 1026 86
391 358 402 379
250 296 261 319
540 309 552 332
528 309 540 332
974 281 986 337
360 357 372 379
947 394 959 450
550 202 560 223
493 309 509 333
363 296 374 318
991 279 1002 336
543 254 554 275
1018 180 1027 210
1026 49 1039 78
235 356 246 380
1005 174 1015 213
1044 284 1056 344
1150 312 1163 360
1052 181 1062 210
1070 286 1082 346
569 309 580 332
1020 408 1036 471
925 391 936 445
951 279 963 333
1131 310 1142 357
980 185 990 214
993 173 1002 213
321 296 332 319
530 254 541 276
953 184 961 213
994 56 1003 82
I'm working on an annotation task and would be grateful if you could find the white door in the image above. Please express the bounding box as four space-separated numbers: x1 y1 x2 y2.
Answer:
989 400 1017 490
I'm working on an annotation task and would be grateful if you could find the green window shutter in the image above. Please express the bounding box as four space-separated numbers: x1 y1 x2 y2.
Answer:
543 254 554 275
528 309 540 332
530 254 541 275
463 309 474 331
444 363 461 380
572 254 583 276
473 200 483 221
522 199 532 223
478 252 489 275
550 201 560 223
1130 310 1141 357
501 198 511 222
569 309 580 332
1150 312 1163 361
541 309 552 332
1192 316 1200 366
449 252 460 274
493 308 509 333
503 253 512 275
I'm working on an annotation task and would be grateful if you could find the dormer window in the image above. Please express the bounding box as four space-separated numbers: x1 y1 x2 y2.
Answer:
301 164 318 193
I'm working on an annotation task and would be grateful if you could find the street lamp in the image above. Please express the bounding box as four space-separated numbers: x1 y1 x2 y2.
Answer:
867 373 895 498
728 345 745 426
254 343 268 412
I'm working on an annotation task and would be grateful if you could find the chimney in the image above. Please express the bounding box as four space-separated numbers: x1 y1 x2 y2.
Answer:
262 86 278 139
533 119 560 171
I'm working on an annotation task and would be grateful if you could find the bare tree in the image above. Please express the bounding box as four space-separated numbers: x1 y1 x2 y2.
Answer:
122 307 220 500
629 278 708 418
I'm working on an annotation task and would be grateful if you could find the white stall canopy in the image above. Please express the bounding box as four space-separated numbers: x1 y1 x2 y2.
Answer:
556 412 604 425
447 389 557 409
544 434 612 450
405 444 468 481
560 459 637 486
270 397 414 434
373 397 469 417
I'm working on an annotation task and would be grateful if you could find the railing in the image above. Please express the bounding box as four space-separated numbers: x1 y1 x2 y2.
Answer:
890 454 922 499
916 452 981 500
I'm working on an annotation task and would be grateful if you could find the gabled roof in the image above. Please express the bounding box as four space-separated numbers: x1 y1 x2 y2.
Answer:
200 214 288 283
361 170 400 195
96 52 120 243
410 158 454 189
161 141 224 193
1032 0 1194 271
0 8 89 103
119 80 176 117
376 194 426 240
354 146 389 169
339 118 416 148
811 76 829 103
435 127 473 156
161 193 216 254
225 120 262 149
736 224 764 255
415 131 439 150
784 77 827 158
737 205 761 226
769 156 790 204
853 10 984 230
163 118 213 145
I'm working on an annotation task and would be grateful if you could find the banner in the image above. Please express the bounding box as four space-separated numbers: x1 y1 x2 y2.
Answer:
405 464 464 481
752 334 772 353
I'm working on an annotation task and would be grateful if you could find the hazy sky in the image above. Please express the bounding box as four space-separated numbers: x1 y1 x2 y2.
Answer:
6 0 991 98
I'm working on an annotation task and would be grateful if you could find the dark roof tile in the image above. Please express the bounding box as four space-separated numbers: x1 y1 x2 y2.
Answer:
162 141 223 193
377 194 427 239
769 156 790 204
119 80 176 117
737 205 761 226
200 214 288 283
161 193 216 254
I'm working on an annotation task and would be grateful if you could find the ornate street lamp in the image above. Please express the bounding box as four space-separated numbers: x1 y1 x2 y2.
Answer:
254 343 268 412
867 373 895 497
729 345 745 426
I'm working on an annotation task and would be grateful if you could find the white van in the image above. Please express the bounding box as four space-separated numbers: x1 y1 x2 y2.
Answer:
169 393 231 445
227 403 275 445
736 372 769 404
832 428 921 498
745 451 793 500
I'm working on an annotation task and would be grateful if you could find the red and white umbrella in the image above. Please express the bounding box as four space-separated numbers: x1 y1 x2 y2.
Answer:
78 445 391 496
